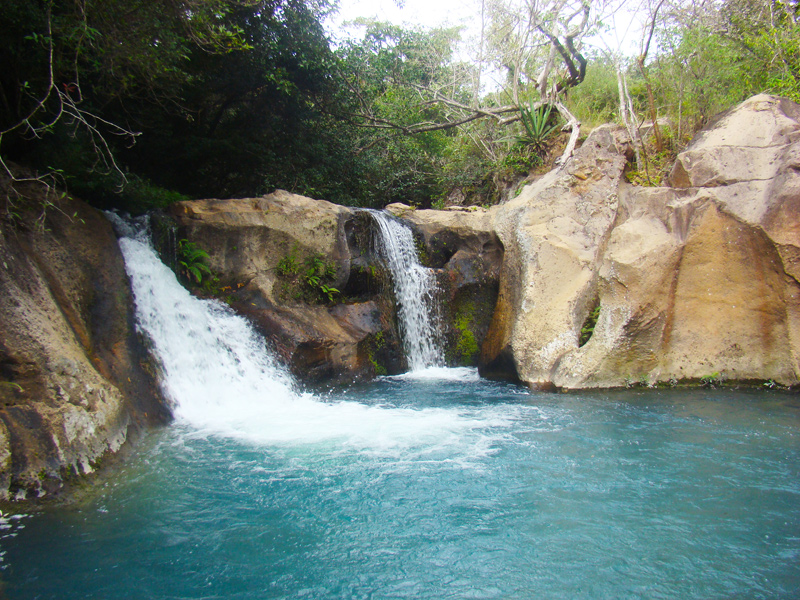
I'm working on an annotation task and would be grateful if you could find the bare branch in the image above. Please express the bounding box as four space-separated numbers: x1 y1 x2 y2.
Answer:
553 99 580 167
0 3 57 138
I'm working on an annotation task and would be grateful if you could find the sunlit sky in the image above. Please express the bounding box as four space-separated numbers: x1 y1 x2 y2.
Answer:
327 0 481 33
325 0 644 56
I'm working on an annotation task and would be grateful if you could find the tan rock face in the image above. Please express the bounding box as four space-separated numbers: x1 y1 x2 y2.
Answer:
169 192 407 382
169 191 353 304
0 189 166 500
483 125 633 385
487 95 800 388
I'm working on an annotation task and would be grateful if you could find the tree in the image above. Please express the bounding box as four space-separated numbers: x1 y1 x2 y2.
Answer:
0 0 254 208
337 1 612 168
1 0 379 211
650 0 799 137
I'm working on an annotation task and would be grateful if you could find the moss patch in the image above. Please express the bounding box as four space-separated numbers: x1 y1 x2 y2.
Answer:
454 312 479 364
579 303 600 347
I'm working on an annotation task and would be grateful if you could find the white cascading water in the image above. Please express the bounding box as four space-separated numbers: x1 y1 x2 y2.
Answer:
369 211 444 372
113 216 503 452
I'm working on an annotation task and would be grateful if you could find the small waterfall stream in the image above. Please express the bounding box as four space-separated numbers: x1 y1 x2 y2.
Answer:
111 215 488 447
368 210 444 372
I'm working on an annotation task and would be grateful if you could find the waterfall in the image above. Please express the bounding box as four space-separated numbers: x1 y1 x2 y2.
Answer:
112 216 301 423
369 210 444 371
111 215 485 448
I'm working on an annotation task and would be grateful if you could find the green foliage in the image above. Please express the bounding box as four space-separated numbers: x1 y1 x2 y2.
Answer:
366 330 388 376
565 57 620 127
177 239 212 285
331 21 469 207
579 304 600 347
648 0 800 140
4 0 799 215
303 254 340 303
276 252 300 277
700 372 723 388
276 248 340 304
624 130 678 187
1 0 365 208
500 145 542 175
517 102 561 152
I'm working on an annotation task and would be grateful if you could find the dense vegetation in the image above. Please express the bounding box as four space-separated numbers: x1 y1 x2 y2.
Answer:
1 0 797 213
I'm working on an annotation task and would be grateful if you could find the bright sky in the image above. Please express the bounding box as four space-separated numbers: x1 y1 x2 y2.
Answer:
329 0 480 28
326 0 645 57
326 0 484 44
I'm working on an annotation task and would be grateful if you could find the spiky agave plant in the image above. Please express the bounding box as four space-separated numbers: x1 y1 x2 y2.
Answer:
518 101 561 153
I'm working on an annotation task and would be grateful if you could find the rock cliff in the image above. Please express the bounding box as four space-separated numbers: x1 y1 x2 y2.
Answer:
0 182 166 501
482 94 800 388
165 193 503 380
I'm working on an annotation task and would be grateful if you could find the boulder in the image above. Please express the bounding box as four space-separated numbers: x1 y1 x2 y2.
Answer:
167 191 353 303
0 182 166 500
484 124 633 385
487 95 800 388
168 192 405 382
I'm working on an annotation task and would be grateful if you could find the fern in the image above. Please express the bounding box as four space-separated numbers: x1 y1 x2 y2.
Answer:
178 239 212 284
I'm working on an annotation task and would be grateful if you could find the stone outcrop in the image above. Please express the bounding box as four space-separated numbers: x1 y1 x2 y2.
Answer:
483 94 800 388
385 204 504 366
0 184 166 500
483 124 633 382
166 192 400 383
166 193 506 380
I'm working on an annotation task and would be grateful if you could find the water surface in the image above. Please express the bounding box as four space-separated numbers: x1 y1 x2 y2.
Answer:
2 380 798 600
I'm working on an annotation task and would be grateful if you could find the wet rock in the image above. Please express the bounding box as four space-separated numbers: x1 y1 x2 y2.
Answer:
384 205 504 368
168 192 404 382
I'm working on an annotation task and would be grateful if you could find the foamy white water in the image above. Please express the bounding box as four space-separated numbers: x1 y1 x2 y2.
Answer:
384 366 482 382
369 211 444 372
116 225 511 453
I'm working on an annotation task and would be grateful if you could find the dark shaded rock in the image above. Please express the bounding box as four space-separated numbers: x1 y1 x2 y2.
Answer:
384 205 505 370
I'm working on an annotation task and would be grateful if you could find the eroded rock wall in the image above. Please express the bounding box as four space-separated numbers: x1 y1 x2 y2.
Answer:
0 187 166 501
484 94 800 389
